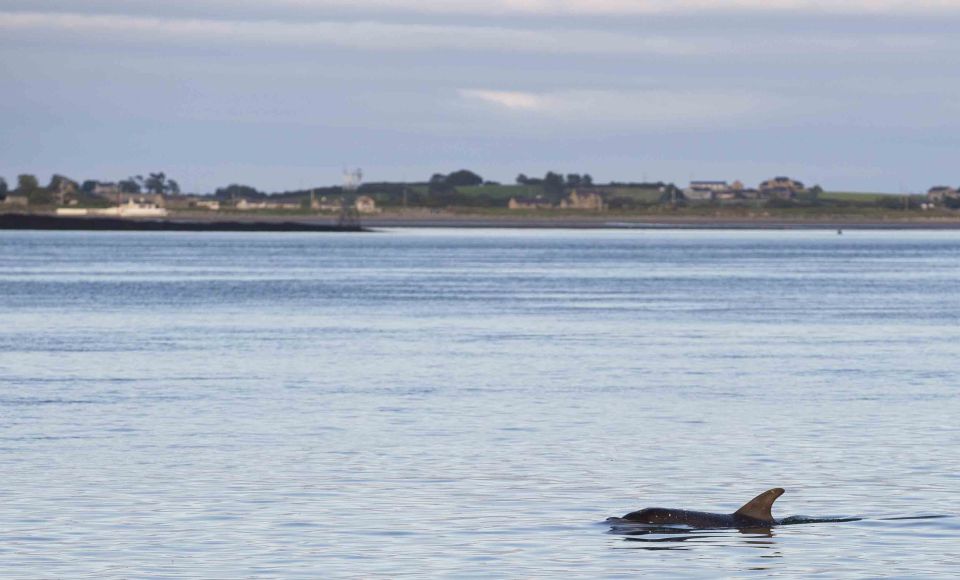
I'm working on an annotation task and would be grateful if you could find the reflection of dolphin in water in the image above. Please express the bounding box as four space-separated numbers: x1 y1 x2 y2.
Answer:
609 488 786 529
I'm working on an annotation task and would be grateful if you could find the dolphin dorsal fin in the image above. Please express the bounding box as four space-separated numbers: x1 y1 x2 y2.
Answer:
733 488 784 522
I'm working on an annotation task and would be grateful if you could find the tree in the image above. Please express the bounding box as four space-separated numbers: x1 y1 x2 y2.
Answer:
119 178 141 194
17 174 52 205
795 184 823 205
45 174 79 205
0 177 7 196
16 174 39 194
166 179 180 195
543 171 565 200
444 169 483 187
516 173 544 186
214 184 261 200
582 174 594 186
428 173 453 195
660 183 683 205
47 174 78 194
144 172 167 194
81 180 98 194
566 174 582 188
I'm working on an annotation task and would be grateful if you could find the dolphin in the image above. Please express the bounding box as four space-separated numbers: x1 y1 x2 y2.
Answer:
610 488 785 529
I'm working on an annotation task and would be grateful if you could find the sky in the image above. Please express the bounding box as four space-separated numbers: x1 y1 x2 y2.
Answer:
2 1 960 193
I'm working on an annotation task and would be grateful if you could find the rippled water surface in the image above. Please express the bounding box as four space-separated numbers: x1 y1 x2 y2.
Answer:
1 229 958 577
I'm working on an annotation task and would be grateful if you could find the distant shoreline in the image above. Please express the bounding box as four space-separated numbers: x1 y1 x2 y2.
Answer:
0 213 364 232
362 213 960 230
3 210 960 231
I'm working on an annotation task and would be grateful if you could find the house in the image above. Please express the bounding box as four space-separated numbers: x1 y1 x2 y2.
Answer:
1 194 28 207
355 195 378 214
311 196 341 212
108 198 166 217
684 180 731 201
763 187 795 199
234 198 260 210
714 189 740 201
689 180 729 192
759 176 805 199
55 208 90 216
122 193 165 207
307 194 375 213
166 196 220 210
193 200 220 210
508 196 553 210
683 185 715 201
56 198 168 218
235 198 301 210
560 189 605 211
684 179 753 202
49 175 79 205
94 190 166 207
927 186 959 203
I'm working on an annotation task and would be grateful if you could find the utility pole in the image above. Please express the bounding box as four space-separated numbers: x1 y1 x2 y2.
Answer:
338 168 362 230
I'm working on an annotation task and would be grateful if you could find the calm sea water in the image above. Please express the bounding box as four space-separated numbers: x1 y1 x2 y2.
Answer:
0 228 958 578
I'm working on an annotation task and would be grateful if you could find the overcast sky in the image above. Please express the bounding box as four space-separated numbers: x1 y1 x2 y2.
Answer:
2 0 960 193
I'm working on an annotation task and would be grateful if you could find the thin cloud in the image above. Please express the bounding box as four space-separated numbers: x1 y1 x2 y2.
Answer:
458 88 798 125
13 0 960 17
0 12 704 55
0 11 953 58
460 90 545 111
312 0 960 16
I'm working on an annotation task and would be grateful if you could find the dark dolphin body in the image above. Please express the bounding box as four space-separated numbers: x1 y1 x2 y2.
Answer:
610 488 785 529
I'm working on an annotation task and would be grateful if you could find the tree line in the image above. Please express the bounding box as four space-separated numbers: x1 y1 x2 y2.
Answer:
0 172 181 206
0 168 677 210
210 169 608 208
1 168 607 206
5 168 944 212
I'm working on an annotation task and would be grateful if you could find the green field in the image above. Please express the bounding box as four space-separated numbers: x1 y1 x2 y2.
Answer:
363 184 931 210
454 184 663 202
821 191 903 203
455 184 543 199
